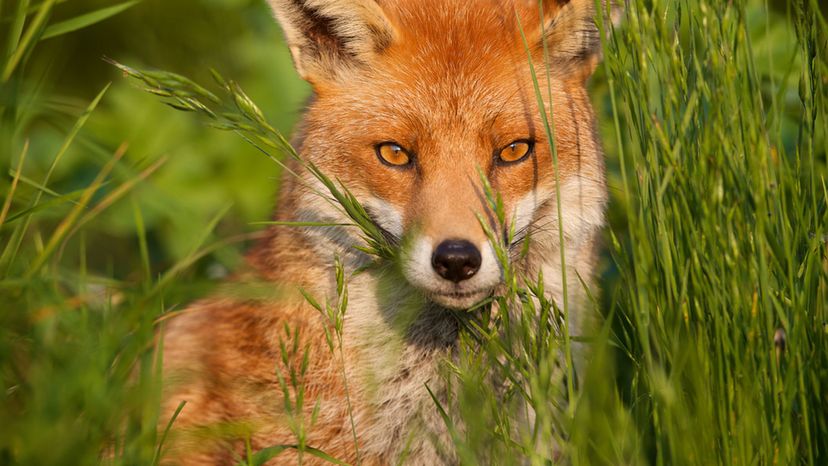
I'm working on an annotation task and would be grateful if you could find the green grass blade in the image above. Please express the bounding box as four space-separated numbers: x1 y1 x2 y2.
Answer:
1 0 55 82
40 1 140 40
0 139 28 229
152 400 186 466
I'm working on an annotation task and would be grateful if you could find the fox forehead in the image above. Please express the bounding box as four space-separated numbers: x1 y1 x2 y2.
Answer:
313 1 543 126
316 79 540 162
309 21 548 159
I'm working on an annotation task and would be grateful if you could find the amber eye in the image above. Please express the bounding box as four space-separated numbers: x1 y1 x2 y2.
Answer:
376 142 412 167
497 140 534 164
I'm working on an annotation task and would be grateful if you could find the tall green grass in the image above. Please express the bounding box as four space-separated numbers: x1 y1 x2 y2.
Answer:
586 1 827 464
0 1 232 464
1 0 826 465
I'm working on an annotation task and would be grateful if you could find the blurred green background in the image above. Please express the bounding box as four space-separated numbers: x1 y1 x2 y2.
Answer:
2 3 313 459
8 0 309 287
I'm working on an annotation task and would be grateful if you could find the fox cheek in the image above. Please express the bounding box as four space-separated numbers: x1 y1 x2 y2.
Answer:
362 197 405 240
512 191 540 238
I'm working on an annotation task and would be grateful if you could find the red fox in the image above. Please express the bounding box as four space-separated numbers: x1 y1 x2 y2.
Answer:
160 0 616 463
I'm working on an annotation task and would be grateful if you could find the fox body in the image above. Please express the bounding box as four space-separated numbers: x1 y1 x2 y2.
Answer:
161 0 614 464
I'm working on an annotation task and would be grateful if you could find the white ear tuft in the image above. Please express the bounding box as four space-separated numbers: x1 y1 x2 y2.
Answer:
267 0 396 84
535 0 624 77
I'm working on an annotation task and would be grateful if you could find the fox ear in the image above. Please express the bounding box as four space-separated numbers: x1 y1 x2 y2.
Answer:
534 0 624 76
267 0 396 84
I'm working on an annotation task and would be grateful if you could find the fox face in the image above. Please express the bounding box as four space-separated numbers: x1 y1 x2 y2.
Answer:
269 0 614 309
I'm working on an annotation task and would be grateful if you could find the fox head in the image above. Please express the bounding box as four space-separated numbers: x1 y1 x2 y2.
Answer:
267 0 617 309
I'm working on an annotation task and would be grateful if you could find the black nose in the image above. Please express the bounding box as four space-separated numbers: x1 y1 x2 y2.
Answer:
431 240 482 283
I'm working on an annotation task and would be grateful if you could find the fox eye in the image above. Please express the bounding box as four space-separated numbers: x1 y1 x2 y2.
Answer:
497 140 534 164
376 142 413 167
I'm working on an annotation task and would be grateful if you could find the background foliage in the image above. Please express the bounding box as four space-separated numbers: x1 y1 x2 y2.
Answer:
0 0 826 465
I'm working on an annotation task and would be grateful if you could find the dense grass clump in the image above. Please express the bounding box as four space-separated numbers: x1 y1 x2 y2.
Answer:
0 0 826 465
583 1 827 464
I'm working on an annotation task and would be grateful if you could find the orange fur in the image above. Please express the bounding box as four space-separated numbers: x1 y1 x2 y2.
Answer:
160 1 614 463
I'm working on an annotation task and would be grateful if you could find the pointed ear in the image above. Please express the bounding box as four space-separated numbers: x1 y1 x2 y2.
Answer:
534 0 624 77
267 0 396 85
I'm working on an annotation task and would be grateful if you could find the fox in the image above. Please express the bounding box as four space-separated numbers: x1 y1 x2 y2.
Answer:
159 0 618 464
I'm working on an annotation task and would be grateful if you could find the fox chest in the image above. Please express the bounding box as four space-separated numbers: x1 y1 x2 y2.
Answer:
338 276 459 464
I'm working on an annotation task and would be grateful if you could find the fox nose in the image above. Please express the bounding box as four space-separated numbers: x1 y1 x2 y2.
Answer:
431 240 482 283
